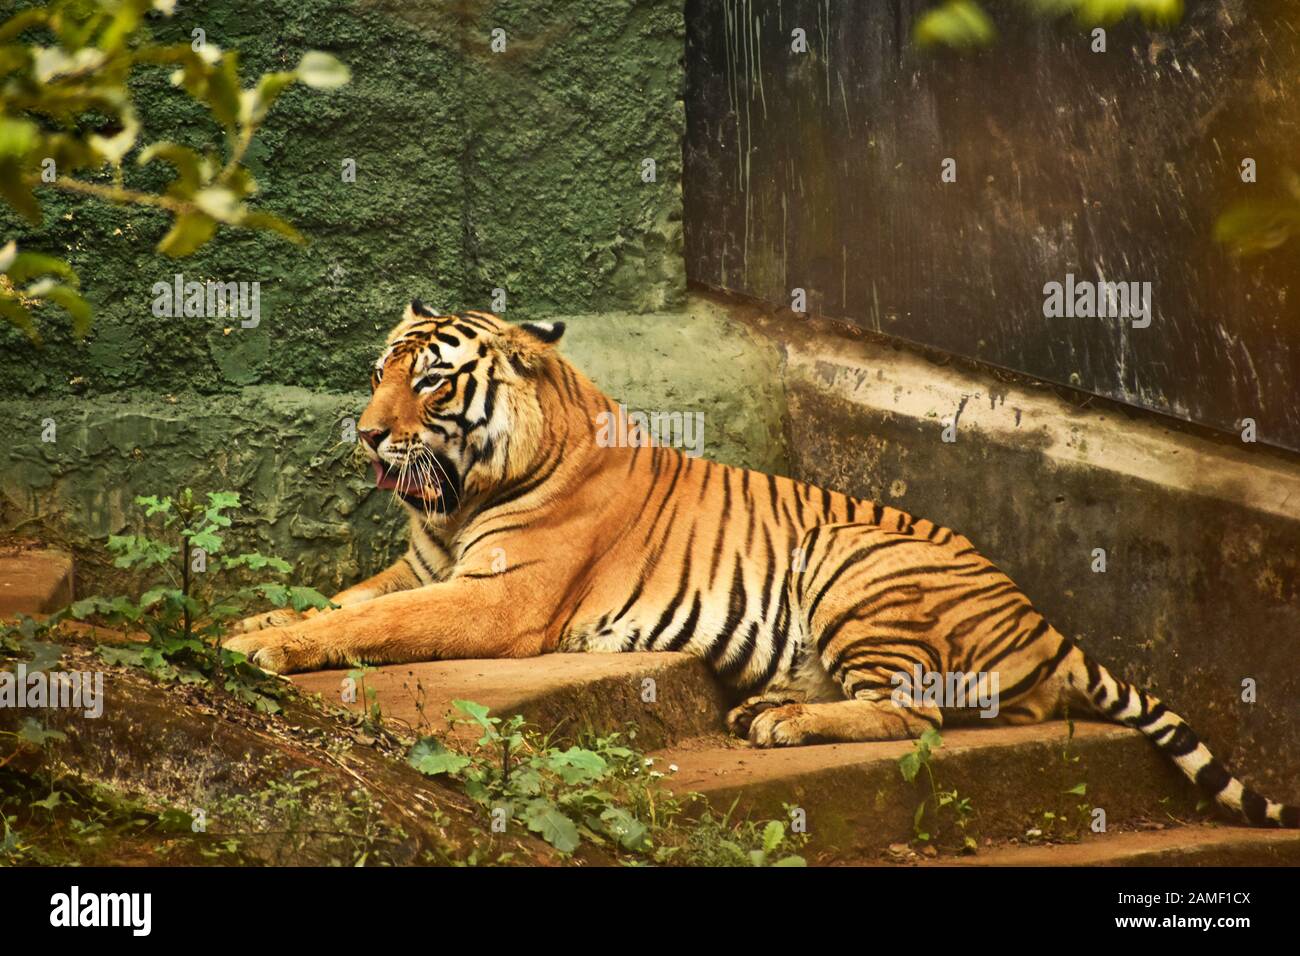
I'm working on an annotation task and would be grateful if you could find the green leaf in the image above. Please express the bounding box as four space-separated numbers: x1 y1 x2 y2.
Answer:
0 116 38 159
16 717 66 748
242 210 305 244
188 529 223 553
0 297 38 344
1065 782 1087 796
258 583 290 607
224 551 290 573
523 800 580 853
17 636 63 672
202 52 242 130
546 746 608 785
97 644 147 670
287 586 332 612
245 71 298 124
914 0 996 48
29 790 63 811
296 51 350 90
31 282 92 338
598 807 649 851
452 699 496 732
137 141 206 195
761 819 785 854
157 211 217 257
135 495 172 516
771 855 807 867
408 737 472 776
205 490 241 512
898 750 922 783
6 251 78 285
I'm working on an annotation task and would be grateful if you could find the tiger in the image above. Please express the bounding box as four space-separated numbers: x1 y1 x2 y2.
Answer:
224 300 1299 829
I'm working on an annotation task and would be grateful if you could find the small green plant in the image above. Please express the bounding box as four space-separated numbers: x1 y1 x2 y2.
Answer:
59 489 333 711
899 727 978 852
347 664 383 732
674 803 808 867
409 701 806 865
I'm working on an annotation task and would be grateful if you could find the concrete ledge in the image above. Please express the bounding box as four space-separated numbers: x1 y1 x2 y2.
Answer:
658 720 1198 856
932 825 1300 867
0 546 73 617
744 308 1300 791
290 652 728 750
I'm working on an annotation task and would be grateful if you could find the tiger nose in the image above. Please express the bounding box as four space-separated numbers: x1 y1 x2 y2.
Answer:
359 428 389 451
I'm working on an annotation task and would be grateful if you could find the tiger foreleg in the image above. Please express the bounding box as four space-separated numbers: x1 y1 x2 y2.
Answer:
222 576 549 674
233 552 426 635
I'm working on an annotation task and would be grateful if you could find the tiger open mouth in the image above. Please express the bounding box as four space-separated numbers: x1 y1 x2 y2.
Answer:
373 460 437 501
372 455 462 511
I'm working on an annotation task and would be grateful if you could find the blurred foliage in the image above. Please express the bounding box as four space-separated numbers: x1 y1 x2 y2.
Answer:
0 0 349 344
915 0 1184 48
916 0 1297 256
1214 173 1300 257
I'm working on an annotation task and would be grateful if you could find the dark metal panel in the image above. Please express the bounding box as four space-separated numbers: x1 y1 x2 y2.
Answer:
685 0 1300 451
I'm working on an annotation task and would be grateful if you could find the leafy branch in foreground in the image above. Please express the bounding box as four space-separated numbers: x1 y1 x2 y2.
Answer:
914 0 1183 50
0 0 350 342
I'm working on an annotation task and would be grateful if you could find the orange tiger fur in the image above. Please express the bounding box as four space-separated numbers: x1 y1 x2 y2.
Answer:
224 303 1298 828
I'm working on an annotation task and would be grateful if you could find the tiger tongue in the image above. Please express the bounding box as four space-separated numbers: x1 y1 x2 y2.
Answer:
373 460 397 490
373 461 440 499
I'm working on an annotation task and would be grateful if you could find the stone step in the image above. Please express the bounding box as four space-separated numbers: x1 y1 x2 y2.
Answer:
289 651 727 750
656 720 1204 857
0 546 74 618
923 824 1300 866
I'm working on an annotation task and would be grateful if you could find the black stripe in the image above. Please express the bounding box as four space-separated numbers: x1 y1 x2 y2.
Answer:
662 592 703 652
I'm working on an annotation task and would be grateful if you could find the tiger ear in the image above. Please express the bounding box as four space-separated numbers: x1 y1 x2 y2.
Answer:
517 321 565 345
405 299 438 320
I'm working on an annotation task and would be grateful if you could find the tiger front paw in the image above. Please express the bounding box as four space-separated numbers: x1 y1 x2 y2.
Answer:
748 704 815 747
223 627 325 674
726 695 795 738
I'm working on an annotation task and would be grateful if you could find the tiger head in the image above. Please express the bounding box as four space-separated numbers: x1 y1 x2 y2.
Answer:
357 300 568 519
